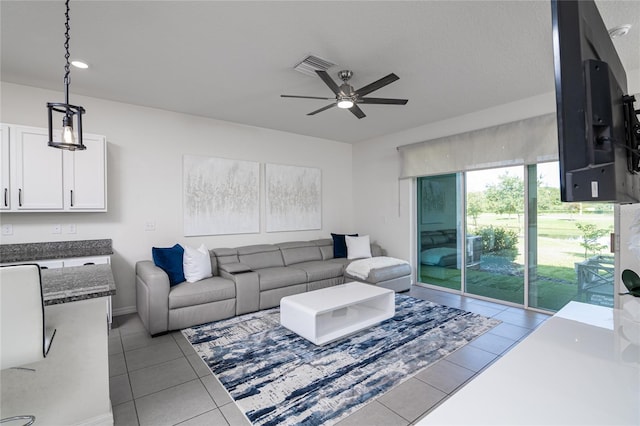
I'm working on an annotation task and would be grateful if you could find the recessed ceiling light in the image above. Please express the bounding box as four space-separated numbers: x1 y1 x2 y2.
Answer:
608 24 632 39
71 60 89 69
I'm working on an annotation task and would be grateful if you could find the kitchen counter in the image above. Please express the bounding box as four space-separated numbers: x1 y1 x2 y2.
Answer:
41 263 116 305
0 239 113 263
417 300 640 425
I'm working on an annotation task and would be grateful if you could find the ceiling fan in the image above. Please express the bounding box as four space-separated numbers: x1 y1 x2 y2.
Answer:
281 70 408 119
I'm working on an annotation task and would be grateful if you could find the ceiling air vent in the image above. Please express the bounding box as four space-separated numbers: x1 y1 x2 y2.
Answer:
293 55 336 76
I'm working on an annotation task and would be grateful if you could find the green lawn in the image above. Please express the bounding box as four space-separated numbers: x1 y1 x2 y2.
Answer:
420 212 614 311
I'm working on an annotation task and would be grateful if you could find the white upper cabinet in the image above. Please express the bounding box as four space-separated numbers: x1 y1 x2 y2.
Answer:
64 133 107 211
2 123 107 212
14 125 64 210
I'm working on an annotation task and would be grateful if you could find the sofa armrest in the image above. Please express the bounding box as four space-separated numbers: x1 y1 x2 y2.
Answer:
135 260 170 336
219 267 260 315
219 262 252 274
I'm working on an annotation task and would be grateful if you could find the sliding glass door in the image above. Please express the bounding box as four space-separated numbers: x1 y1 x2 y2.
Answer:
465 166 525 304
528 163 614 310
417 162 615 312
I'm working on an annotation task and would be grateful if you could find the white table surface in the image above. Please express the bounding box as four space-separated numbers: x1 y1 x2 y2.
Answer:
281 282 393 313
418 300 640 426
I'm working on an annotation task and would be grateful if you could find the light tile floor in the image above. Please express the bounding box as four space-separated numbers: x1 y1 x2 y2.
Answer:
109 286 550 426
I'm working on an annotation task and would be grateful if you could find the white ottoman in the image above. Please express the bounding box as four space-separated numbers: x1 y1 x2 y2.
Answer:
280 282 395 345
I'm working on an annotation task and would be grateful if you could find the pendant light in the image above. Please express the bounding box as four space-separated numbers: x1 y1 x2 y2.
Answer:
47 0 86 151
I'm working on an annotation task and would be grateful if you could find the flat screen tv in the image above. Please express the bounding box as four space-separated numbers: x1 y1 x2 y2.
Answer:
551 0 640 203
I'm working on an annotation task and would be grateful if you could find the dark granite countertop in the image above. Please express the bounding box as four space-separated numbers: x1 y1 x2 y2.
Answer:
41 263 116 305
0 239 113 263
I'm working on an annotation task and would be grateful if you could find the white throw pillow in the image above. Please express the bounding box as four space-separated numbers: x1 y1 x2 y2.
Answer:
346 235 372 260
183 244 213 283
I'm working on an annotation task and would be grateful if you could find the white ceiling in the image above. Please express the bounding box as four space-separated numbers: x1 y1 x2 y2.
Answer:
1 1 638 144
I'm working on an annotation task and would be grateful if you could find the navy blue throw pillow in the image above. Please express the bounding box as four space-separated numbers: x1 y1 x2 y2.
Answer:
331 233 358 258
152 244 185 286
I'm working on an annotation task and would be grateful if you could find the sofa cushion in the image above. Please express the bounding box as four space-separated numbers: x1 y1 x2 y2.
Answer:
183 244 213 283
238 245 284 269
312 239 334 260
212 248 239 266
327 257 351 268
291 261 344 282
278 241 322 265
331 233 358 258
169 276 236 310
346 235 372 260
365 262 412 283
345 262 412 284
256 267 307 291
152 244 185 286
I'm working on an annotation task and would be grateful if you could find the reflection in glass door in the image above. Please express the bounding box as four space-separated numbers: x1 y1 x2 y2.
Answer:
465 166 525 304
417 174 463 291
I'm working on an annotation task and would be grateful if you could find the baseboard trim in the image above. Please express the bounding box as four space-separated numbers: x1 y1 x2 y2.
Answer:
112 305 137 317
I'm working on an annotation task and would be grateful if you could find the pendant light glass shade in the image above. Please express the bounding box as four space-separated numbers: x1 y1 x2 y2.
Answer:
47 0 86 151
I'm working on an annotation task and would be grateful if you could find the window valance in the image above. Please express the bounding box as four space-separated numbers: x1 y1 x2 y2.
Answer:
397 113 558 179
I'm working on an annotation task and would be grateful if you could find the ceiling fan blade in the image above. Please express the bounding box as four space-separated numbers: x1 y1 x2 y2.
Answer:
359 97 408 105
307 103 336 116
349 104 366 119
281 95 334 100
354 73 400 97
316 70 341 95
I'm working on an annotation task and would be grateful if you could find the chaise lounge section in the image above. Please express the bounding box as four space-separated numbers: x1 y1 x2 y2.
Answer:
136 238 411 335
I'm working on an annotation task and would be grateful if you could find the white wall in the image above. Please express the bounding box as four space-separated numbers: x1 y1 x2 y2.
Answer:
0 82 354 314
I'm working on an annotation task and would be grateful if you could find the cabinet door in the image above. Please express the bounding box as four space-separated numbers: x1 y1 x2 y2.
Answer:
14 126 64 210
0 124 10 210
64 134 107 211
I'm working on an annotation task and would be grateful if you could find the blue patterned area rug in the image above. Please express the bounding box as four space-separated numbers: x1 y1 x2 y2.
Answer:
182 294 500 426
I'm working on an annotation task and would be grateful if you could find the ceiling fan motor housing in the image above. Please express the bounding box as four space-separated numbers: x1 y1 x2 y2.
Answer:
338 70 353 81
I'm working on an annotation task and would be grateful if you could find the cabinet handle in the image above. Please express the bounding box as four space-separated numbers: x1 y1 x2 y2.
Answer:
70 190 74 207
18 188 22 207
3 188 7 207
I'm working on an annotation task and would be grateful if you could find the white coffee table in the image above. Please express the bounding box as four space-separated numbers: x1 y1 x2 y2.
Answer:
280 282 395 345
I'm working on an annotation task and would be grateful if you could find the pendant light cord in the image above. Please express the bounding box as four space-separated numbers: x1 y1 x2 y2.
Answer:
63 0 71 105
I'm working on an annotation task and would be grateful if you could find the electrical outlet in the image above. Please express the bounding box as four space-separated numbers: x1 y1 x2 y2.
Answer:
1 224 13 236
145 221 156 231
68 224 77 234
52 224 61 234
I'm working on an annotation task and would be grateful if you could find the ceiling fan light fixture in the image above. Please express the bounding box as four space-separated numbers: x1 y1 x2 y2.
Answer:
337 98 354 109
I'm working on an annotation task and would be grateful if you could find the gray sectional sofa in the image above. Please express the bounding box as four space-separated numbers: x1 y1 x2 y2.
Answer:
136 238 411 335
